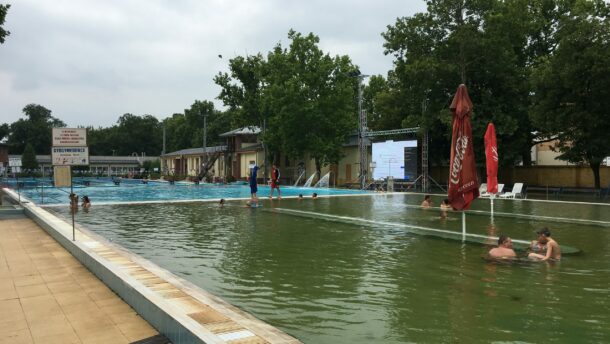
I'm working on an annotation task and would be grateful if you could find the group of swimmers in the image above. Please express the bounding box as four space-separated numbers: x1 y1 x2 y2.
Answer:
69 193 91 210
489 228 561 261
219 192 319 208
421 195 561 261
421 195 451 219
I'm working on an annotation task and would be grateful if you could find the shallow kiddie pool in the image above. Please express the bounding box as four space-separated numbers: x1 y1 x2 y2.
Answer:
45 194 610 343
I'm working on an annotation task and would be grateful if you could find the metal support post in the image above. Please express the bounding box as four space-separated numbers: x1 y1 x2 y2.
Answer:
357 76 368 189
462 211 466 241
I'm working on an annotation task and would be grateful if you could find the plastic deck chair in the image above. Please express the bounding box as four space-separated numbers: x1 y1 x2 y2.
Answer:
500 183 524 199
481 183 504 197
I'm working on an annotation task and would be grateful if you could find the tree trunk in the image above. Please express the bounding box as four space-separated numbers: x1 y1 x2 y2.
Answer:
590 161 601 190
315 158 321 183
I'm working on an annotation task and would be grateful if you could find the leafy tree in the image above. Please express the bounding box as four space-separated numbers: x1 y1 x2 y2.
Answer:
382 0 536 166
87 126 117 155
0 123 8 140
162 100 230 153
0 4 10 44
21 143 38 172
8 104 66 154
216 30 358 176
263 30 358 175
142 159 160 171
112 114 162 156
531 0 610 189
215 55 266 129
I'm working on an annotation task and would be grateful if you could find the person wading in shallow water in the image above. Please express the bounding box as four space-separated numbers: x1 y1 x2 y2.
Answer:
269 164 281 199
421 195 432 208
528 228 561 261
249 165 259 201
488 235 517 259
81 195 91 210
440 198 451 219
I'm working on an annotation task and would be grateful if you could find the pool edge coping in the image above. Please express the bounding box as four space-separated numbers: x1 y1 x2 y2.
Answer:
2 187 302 344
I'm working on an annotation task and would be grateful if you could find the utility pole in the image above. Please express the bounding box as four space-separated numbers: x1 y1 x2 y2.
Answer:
202 109 207 163
421 99 429 192
199 108 208 180
162 125 166 155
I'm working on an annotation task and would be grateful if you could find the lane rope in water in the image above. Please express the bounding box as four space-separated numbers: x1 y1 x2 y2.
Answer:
267 207 582 254
398 203 610 228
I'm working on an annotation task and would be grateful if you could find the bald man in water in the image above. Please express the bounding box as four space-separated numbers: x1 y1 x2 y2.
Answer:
488 235 517 259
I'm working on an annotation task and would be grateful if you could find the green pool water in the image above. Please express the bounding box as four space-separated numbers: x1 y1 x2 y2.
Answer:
47 194 610 343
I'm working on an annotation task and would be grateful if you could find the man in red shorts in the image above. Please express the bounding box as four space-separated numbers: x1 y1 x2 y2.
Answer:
269 163 281 199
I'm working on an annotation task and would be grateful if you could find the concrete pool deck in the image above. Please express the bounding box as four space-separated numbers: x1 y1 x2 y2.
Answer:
0 217 159 344
2 188 301 344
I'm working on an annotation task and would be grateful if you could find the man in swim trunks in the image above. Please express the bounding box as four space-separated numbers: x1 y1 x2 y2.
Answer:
249 165 259 201
528 228 561 261
269 164 281 199
488 235 517 259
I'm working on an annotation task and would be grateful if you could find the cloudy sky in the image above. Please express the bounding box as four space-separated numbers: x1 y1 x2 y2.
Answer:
0 0 425 127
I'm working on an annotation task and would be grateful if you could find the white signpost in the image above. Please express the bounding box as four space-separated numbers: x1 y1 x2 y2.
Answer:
52 128 89 241
52 147 90 166
8 157 22 167
8 158 23 201
52 128 87 146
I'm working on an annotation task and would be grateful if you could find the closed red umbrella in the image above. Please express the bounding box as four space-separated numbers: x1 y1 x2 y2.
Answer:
484 123 498 194
448 84 479 210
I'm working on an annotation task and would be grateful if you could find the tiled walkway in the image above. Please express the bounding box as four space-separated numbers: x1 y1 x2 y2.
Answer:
0 217 158 344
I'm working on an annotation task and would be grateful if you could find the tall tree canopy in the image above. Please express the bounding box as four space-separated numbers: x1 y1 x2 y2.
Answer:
215 30 358 174
0 3 10 44
531 0 610 189
88 114 162 156
8 104 66 154
162 100 230 153
21 143 38 172
382 0 537 166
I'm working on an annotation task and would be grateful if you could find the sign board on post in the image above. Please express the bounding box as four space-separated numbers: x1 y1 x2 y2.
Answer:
52 147 89 166
54 166 72 187
52 128 87 146
8 158 22 167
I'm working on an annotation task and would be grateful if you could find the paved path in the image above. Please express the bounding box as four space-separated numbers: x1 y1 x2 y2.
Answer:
0 217 158 344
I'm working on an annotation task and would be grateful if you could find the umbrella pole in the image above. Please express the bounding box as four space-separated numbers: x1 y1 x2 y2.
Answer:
490 194 494 220
462 211 466 241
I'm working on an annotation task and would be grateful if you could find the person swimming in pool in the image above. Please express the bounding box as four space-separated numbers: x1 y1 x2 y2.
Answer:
488 235 516 259
81 195 91 210
421 195 432 208
440 198 451 218
219 198 225 208
528 228 561 261
312 193 318 199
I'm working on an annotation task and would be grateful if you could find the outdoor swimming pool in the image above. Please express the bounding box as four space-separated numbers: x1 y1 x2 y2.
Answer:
9 178 367 205
46 194 610 343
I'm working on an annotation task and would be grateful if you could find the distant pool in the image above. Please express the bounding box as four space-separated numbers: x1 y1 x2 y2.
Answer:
9 178 368 205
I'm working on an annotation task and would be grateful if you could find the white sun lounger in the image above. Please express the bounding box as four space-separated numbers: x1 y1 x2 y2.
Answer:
500 183 524 199
480 183 504 197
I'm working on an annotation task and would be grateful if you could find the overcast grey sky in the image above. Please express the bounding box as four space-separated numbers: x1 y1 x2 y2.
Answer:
0 0 426 127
